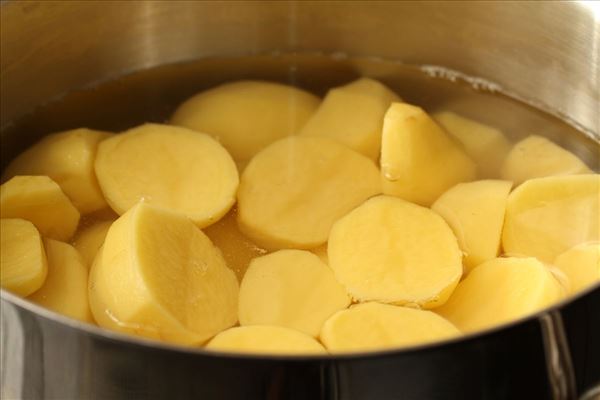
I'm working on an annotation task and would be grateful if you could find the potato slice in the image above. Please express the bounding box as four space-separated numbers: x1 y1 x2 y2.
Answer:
554 243 600 294
0 176 80 241
95 123 238 228
28 239 92 322
502 174 600 263
0 219 47 296
239 250 350 337
72 219 114 267
88 203 239 345
381 103 476 206
320 302 459 353
437 257 565 333
238 136 381 250
433 111 511 177
299 78 401 160
2 128 112 214
206 325 326 355
171 81 320 164
328 195 462 308
501 135 591 185
432 180 512 272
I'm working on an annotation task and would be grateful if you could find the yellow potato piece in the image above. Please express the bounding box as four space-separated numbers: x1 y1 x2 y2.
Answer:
554 243 600 294
299 78 401 160
437 257 565 333
0 219 47 297
432 180 512 272
320 302 460 353
206 325 326 355
502 174 600 263
88 203 239 345
0 176 80 241
2 128 112 214
501 135 591 185
72 219 114 268
328 195 462 308
95 123 238 228
381 103 476 206
433 111 511 177
238 136 381 250
311 244 329 265
28 239 92 322
239 250 350 337
171 81 320 164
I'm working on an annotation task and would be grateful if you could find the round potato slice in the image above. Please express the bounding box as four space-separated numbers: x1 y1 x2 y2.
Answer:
328 195 462 308
239 250 350 337
554 243 600 294
206 325 326 355
95 123 238 228
72 219 114 267
237 136 381 250
320 302 460 353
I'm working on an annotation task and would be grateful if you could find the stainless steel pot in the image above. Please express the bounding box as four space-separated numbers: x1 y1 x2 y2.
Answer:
1 2 599 399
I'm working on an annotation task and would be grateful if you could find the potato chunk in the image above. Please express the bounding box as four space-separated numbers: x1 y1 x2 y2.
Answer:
88 203 239 345
328 195 462 308
554 243 600 294
432 180 512 272
171 81 320 164
239 250 350 337
299 78 400 160
2 128 112 214
206 326 326 355
0 219 47 296
237 136 381 250
0 176 80 241
437 257 565 333
72 219 114 267
95 123 238 228
29 239 92 322
502 174 599 263
381 103 476 206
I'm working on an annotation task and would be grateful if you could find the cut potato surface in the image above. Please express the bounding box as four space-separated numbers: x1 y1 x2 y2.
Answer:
554 243 600 294
432 180 512 273
88 203 239 345
238 136 381 250
206 325 326 355
29 239 92 323
328 195 462 308
171 81 320 164
95 123 238 228
2 128 112 214
320 302 460 353
0 219 47 297
381 103 476 206
72 219 114 267
299 78 400 160
437 257 565 332
239 250 350 337
501 135 591 185
0 175 80 241
502 174 600 263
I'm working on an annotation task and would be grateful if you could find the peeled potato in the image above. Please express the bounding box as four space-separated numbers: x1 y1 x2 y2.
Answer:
72 219 114 267
381 103 476 206
0 219 47 296
502 174 600 263
238 136 381 250
299 78 401 160
239 250 350 337
28 239 92 322
432 180 512 272
206 325 326 355
437 257 565 332
95 123 238 228
311 244 329 265
0 175 80 241
88 203 239 345
554 243 600 294
320 302 460 353
328 195 462 308
433 111 511 177
171 81 320 164
501 135 591 185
